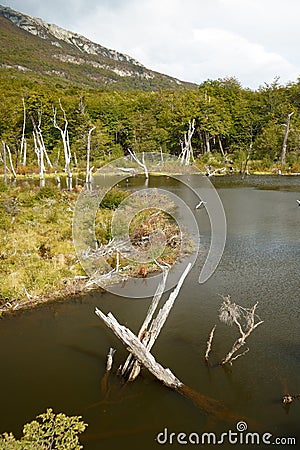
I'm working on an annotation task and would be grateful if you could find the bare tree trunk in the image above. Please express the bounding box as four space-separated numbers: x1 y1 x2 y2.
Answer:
179 119 195 165
53 99 72 190
39 135 45 187
217 135 225 157
32 130 45 187
5 143 17 180
204 131 211 153
31 113 53 185
95 309 182 389
122 264 190 381
281 112 294 168
22 139 27 168
121 267 169 380
159 146 164 165
204 325 216 362
128 149 149 179
2 141 7 184
241 142 252 180
20 97 27 167
86 126 96 186
101 347 116 395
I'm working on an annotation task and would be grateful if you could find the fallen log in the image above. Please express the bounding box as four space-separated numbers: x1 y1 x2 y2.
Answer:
95 308 251 425
121 266 169 379
122 263 191 381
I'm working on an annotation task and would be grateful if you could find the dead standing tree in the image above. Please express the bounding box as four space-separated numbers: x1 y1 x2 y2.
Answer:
281 112 294 168
128 148 149 179
86 125 96 187
1 141 7 184
53 100 72 190
20 97 27 167
2 141 17 181
179 119 195 165
205 295 263 366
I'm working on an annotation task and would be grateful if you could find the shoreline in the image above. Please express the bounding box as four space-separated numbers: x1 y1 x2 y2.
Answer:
1 170 299 318
0 181 182 317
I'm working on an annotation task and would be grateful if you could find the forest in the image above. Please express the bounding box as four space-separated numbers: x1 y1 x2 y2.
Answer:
1 75 300 176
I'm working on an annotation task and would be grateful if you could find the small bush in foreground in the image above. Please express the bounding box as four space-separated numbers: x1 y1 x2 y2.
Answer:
0 409 87 450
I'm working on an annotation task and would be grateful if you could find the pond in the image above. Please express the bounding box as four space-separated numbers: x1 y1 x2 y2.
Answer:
0 174 299 449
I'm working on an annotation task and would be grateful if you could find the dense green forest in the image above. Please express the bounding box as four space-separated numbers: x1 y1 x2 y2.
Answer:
1 75 300 175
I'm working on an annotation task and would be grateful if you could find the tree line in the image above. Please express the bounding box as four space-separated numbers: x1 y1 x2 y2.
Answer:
1 76 300 175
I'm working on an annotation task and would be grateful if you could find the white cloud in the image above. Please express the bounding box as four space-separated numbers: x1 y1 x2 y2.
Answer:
2 0 300 88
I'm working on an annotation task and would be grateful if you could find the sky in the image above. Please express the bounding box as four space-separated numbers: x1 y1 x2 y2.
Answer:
2 0 300 89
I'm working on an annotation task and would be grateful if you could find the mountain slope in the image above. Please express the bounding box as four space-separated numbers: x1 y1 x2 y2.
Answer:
0 5 195 91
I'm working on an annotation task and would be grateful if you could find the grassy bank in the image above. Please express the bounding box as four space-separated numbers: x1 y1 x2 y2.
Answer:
0 182 88 315
0 181 185 315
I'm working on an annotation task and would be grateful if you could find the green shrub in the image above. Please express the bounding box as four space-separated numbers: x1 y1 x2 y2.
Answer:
0 409 87 450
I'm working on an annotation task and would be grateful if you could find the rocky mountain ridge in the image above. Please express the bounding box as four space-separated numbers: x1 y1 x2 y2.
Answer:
0 5 194 90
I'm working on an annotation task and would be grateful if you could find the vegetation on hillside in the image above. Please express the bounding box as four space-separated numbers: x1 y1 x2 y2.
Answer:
0 13 193 92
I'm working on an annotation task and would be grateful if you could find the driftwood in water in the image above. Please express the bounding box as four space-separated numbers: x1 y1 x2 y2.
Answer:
204 325 216 363
282 394 300 405
101 347 116 395
121 267 169 380
95 308 249 425
122 263 191 381
95 309 182 389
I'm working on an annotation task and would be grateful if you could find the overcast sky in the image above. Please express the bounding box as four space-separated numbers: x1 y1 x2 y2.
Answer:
2 0 300 89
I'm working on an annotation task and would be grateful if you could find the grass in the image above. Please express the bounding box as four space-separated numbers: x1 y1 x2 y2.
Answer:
0 183 86 312
0 181 187 315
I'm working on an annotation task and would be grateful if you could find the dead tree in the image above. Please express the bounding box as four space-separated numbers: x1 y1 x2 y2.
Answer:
2 141 7 184
282 394 300 405
31 111 53 169
96 309 182 389
4 142 17 180
281 112 294 168
20 97 27 167
217 135 225 157
241 142 252 180
86 126 96 186
33 131 45 187
179 119 195 165
121 266 172 380
53 100 72 190
31 111 53 186
128 149 149 179
95 291 251 425
204 325 216 363
205 295 263 366
101 347 116 395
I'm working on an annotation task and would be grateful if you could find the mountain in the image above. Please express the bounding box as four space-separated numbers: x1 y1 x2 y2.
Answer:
0 5 195 91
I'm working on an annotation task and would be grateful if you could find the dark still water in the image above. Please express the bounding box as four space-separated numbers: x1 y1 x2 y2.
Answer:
0 175 300 449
